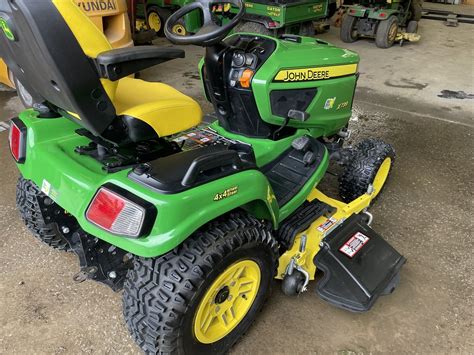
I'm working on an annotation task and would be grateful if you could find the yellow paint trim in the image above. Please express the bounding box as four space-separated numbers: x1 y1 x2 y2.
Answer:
193 260 261 344
67 111 81 120
0 58 13 88
372 158 391 198
277 156 393 280
274 63 358 82
277 189 376 280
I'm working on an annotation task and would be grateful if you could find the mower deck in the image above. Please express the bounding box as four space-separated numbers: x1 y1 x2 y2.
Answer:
315 214 405 312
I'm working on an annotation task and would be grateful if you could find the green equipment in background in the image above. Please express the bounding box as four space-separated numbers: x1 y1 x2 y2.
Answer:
142 0 338 37
340 0 422 48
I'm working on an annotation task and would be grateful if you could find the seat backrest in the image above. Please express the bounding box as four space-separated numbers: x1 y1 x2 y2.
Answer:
0 0 118 136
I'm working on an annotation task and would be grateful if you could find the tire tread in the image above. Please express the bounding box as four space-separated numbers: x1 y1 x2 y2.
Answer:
123 212 278 354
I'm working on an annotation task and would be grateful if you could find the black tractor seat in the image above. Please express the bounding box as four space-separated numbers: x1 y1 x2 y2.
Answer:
0 0 202 145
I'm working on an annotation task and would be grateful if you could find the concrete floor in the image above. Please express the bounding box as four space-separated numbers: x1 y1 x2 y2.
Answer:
0 18 473 354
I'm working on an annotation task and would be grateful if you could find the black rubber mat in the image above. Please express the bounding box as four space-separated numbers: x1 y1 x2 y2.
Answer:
261 136 326 206
277 199 333 250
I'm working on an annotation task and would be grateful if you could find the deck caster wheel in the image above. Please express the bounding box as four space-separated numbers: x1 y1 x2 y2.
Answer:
281 270 306 296
123 212 278 354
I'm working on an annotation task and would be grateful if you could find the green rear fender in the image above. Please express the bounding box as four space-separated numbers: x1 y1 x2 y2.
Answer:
16 111 279 258
108 169 279 257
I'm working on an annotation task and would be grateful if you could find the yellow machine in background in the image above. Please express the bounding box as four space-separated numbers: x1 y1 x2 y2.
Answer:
0 0 133 106
0 58 13 87
74 0 133 48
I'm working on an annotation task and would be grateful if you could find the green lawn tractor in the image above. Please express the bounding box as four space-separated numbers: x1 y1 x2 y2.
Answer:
340 0 422 48
2 0 405 353
143 0 338 37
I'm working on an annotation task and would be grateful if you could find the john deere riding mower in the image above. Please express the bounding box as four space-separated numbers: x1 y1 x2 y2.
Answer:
1 0 405 353
341 0 422 48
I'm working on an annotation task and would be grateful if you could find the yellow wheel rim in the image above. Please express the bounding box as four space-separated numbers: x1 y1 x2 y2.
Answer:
372 157 392 196
193 260 261 344
148 12 161 32
388 23 398 42
172 24 187 36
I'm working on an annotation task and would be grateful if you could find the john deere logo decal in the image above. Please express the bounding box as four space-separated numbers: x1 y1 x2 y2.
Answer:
274 64 358 83
324 97 336 110
214 186 238 201
0 16 15 41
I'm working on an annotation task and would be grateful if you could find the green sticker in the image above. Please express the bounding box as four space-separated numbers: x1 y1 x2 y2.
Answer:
0 17 15 41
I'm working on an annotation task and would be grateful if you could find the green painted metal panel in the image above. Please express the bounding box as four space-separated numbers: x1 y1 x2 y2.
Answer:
237 34 359 137
16 111 278 258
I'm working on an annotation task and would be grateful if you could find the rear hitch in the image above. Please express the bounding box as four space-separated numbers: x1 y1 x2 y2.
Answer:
66 230 132 291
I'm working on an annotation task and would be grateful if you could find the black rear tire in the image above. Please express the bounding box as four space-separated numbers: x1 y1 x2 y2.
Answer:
339 138 395 203
340 14 358 43
234 21 272 36
16 177 71 251
375 16 398 48
123 212 278 354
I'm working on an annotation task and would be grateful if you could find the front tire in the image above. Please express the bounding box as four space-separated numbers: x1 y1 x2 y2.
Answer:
338 138 395 202
123 212 278 354
16 177 71 251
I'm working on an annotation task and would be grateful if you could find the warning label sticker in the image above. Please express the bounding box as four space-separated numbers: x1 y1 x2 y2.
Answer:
339 232 370 258
317 217 337 233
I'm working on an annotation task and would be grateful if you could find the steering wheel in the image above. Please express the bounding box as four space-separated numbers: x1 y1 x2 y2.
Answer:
164 0 245 46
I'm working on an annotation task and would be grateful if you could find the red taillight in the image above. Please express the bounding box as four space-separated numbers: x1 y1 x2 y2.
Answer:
86 187 147 238
380 13 386 17
267 21 280 28
87 189 126 229
9 118 26 163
